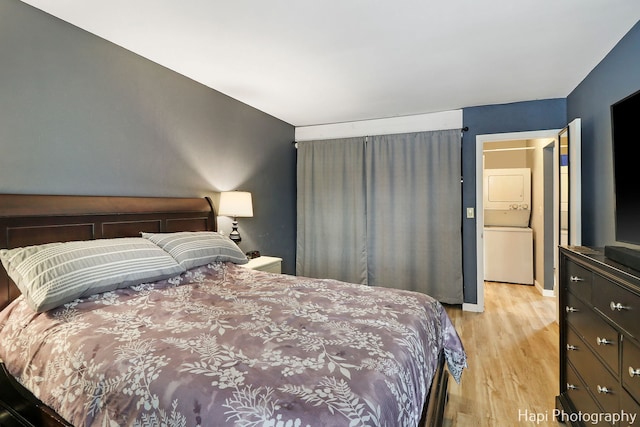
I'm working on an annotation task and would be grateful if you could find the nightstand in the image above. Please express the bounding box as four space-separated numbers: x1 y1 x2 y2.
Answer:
240 256 283 274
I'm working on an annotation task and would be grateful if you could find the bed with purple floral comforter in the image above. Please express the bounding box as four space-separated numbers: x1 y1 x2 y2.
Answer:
0 262 466 427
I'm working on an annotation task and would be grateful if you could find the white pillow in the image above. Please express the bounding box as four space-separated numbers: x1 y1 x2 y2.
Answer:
141 231 248 270
0 238 186 312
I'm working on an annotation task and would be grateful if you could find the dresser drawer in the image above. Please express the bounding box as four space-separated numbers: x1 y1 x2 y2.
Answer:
623 336 640 404
620 392 640 427
589 359 621 415
566 292 619 375
566 326 592 375
565 361 602 417
593 274 640 338
566 259 593 303
566 326 620 414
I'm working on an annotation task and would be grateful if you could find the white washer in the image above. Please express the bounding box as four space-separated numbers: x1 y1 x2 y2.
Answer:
484 226 533 285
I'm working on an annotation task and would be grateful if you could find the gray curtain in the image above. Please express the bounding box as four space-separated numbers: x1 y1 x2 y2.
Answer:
296 130 463 303
366 130 463 303
296 138 368 284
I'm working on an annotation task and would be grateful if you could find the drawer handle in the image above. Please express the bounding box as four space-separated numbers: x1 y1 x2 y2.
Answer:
629 367 640 378
610 301 628 311
596 337 613 346
566 383 578 390
565 306 578 313
567 344 578 351
597 385 612 394
570 275 585 282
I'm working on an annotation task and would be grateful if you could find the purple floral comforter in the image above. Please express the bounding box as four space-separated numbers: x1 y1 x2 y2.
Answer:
0 262 466 427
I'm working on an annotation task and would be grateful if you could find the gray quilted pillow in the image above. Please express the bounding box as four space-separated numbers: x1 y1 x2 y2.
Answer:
141 231 248 270
0 237 186 312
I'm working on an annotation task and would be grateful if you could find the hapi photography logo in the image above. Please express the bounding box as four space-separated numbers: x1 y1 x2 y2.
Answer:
518 409 637 425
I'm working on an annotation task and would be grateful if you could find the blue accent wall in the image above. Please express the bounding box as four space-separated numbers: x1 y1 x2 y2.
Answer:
462 21 640 305
567 21 640 249
461 99 567 304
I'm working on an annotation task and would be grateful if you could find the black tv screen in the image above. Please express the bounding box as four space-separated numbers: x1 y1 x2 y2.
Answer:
611 89 640 245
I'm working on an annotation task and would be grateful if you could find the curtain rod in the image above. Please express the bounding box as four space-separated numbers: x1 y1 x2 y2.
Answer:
293 126 469 146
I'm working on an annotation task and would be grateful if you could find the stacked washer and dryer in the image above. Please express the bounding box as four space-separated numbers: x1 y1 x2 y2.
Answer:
483 168 534 285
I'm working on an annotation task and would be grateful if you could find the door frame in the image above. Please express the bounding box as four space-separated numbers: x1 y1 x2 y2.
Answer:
469 129 560 313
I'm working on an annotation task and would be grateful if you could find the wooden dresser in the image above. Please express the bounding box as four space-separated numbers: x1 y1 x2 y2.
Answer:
557 246 640 426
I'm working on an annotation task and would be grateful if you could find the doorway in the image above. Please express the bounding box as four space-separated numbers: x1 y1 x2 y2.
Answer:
474 130 559 313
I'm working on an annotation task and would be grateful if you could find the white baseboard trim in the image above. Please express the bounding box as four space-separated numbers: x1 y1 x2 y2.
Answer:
534 280 555 297
462 302 484 312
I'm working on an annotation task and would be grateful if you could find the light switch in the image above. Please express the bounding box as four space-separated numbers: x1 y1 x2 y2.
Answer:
466 207 475 218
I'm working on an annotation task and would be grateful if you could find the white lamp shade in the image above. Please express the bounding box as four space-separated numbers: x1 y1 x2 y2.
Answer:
218 191 253 217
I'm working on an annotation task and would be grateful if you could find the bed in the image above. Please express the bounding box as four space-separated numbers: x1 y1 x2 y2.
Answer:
0 193 466 427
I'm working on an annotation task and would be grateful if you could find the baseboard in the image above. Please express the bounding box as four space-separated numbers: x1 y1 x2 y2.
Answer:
534 280 555 298
462 302 484 312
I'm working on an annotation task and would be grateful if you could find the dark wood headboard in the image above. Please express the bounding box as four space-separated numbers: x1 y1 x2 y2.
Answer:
0 194 216 310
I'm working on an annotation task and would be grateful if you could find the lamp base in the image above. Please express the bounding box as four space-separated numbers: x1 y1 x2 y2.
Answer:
229 218 241 244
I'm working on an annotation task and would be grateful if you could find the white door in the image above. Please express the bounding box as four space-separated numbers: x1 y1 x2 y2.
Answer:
558 119 582 246
473 122 582 313
555 119 581 321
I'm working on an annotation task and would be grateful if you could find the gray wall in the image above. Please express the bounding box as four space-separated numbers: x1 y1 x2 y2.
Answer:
461 99 567 304
4 0 638 296
567 20 640 249
0 0 297 273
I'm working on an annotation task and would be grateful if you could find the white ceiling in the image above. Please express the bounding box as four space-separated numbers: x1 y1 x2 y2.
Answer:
21 1 640 127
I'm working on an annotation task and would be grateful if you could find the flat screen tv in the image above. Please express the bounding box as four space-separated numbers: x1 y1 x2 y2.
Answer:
611 89 640 248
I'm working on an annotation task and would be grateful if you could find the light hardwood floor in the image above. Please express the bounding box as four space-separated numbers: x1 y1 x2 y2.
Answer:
441 282 561 426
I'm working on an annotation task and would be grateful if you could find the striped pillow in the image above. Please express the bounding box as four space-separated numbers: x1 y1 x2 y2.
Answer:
0 238 186 312
141 232 248 270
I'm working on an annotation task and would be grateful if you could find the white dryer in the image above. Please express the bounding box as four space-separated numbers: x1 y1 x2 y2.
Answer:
483 168 531 227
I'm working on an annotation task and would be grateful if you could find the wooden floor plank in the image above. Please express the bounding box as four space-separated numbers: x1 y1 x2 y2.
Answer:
441 282 560 426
